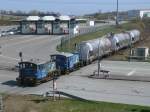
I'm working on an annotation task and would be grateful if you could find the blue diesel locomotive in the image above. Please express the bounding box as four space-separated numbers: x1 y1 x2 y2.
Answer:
51 52 80 74
16 61 57 85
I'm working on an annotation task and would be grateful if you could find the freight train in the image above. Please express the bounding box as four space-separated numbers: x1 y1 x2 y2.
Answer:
16 29 140 86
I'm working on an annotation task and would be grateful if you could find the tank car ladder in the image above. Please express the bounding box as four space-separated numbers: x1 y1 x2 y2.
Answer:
0 95 4 112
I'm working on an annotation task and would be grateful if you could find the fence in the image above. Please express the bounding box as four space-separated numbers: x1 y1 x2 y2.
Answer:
60 23 114 45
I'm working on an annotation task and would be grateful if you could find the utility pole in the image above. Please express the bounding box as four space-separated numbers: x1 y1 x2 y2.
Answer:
68 20 71 51
53 74 57 101
129 33 132 62
19 52 23 62
116 0 119 26
97 39 101 76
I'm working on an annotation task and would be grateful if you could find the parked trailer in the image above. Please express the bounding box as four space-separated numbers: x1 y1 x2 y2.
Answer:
16 61 57 86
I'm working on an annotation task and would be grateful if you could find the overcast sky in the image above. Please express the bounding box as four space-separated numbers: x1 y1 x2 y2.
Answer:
0 0 150 15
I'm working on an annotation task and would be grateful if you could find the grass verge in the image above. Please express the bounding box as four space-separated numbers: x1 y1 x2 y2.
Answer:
4 94 150 112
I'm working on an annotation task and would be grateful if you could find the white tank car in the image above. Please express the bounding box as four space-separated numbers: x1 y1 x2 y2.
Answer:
108 33 130 51
108 29 140 51
127 29 140 43
78 36 111 62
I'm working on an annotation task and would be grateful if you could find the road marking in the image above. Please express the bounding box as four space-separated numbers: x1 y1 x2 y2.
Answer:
4 36 49 47
0 55 20 61
127 69 136 76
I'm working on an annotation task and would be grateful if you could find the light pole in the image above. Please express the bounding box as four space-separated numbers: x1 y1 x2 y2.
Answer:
19 52 23 62
129 33 132 62
97 39 101 76
116 0 119 26
68 20 71 51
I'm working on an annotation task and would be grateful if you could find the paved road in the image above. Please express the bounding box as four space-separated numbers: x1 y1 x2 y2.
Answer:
0 23 150 106
0 35 62 68
0 22 114 67
0 61 150 106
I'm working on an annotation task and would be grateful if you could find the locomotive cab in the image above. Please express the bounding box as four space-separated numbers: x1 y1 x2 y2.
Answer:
17 61 57 86
17 62 38 85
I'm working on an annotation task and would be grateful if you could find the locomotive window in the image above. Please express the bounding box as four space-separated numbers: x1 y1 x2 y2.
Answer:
51 56 56 61
19 64 23 69
22 64 25 69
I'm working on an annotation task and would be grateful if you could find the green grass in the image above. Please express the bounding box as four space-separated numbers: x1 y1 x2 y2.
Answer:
4 95 150 112
57 21 145 52
39 98 150 112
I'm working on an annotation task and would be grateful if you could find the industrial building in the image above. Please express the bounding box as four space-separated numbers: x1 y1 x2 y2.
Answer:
36 16 55 35
20 15 79 35
128 9 150 19
21 16 40 34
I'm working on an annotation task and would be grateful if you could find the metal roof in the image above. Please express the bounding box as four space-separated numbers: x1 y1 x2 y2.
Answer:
52 52 73 57
42 16 56 21
26 16 40 21
59 15 70 21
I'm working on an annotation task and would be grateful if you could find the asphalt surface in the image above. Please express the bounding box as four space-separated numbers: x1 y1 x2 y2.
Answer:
0 60 150 106
0 34 62 67
0 23 150 106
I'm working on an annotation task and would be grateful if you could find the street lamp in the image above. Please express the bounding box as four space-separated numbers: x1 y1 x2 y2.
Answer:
19 52 23 62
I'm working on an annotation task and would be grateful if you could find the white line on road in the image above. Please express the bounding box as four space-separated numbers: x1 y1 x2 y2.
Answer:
0 55 20 61
127 69 136 76
4 36 52 47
